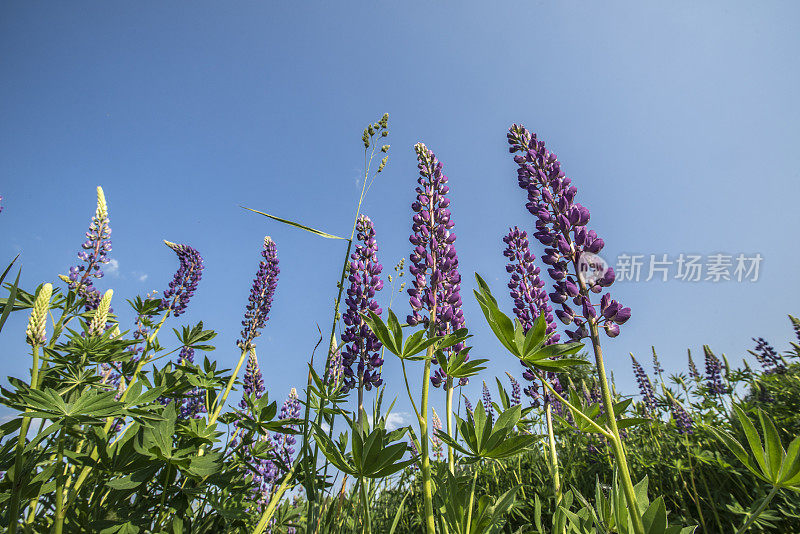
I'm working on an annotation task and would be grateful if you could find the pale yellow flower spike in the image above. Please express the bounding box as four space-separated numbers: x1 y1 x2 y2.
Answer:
89 289 113 335
26 283 53 345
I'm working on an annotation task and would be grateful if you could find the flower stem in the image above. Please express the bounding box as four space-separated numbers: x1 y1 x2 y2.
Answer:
445 378 455 474
208 348 249 426
465 467 479 533
419 357 436 534
735 485 780 534
544 393 562 508
252 459 298 534
53 429 66 534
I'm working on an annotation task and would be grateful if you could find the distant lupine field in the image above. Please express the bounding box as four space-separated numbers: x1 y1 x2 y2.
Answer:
2 115 800 534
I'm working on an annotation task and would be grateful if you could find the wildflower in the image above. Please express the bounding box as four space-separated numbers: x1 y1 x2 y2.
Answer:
25 283 52 345
506 372 521 407
341 215 384 393
703 346 727 395
462 395 473 417
240 351 265 406
482 381 495 425
631 355 656 412
669 398 693 434
160 241 203 317
751 337 785 374
88 289 113 336
687 349 701 381
176 346 206 419
64 187 112 310
274 388 301 463
237 237 280 351
431 408 443 461
408 143 468 387
506 126 629 341
651 347 664 376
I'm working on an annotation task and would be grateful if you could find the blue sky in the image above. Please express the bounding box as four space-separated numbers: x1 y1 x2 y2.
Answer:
1 1 799 426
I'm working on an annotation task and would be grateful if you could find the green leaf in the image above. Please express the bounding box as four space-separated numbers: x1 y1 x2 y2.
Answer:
733 404 768 476
0 267 21 334
242 207 347 240
642 496 667 534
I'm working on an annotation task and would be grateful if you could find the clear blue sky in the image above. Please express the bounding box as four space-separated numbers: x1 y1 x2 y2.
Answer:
2 1 799 426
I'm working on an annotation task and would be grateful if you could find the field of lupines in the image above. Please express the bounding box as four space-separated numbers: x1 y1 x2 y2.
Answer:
1 115 800 534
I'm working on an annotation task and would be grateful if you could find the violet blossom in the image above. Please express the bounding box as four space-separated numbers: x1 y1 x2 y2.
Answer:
507 125 630 342
751 337 785 374
340 215 384 393
237 237 280 351
482 381 495 425
160 241 203 317
703 346 727 395
631 355 657 413
408 143 467 387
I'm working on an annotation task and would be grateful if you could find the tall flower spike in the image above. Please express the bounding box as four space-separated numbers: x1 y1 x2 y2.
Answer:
482 381 495 425
669 398 693 434
462 395 473 417
630 355 656 413
431 408 443 461
408 143 467 387
65 186 112 310
26 283 52 345
160 241 204 317
340 215 384 393
687 349 701 381
751 337 785 374
506 372 521 407
238 237 280 351
274 388 301 463
703 346 726 395
89 289 113 336
239 351 265 408
507 126 629 341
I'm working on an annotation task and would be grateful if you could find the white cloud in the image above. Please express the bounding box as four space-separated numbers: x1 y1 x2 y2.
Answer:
385 412 411 431
138 273 148 282
106 258 120 277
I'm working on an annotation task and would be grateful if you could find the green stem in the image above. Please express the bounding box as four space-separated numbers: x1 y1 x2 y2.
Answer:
735 485 780 534
208 348 250 426
544 396 562 507
465 467 479 534
419 358 436 534
445 378 454 474
8 345 41 533
52 429 66 534
252 460 299 534
359 476 371 534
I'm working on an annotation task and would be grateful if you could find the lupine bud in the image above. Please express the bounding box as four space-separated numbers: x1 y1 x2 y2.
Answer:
630 354 656 412
26 283 52 345
89 289 113 335
238 237 279 350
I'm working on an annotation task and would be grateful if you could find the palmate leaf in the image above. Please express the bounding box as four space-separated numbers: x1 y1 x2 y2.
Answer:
242 207 348 240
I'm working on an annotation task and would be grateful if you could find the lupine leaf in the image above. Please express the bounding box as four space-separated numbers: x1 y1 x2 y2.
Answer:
733 404 768 476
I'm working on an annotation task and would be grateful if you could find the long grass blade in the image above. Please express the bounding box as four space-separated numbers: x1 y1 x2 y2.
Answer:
242 207 348 240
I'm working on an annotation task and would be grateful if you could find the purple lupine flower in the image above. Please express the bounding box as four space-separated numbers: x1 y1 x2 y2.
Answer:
409 440 420 471
669 398 693 434
503 227 560 341
326 337 345 388
507 126 630 342
791 315 800 342
462 395 473 417
240 351 265 407
703 346 727 395
176 346 206 419
341 215 384 393
431 408 443 461
238 237 280 351
160 241 203 317
651 347 664 376
631 355 656 413
64 187 112 311
506 372 521 407
274 388 301 464
751 337 785 374
408 143 468 388
687 349 701 381
482 381 495 425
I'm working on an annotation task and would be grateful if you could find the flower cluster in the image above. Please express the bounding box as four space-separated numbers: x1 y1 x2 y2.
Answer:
687 350 701 381
507 125 630 341
703 346 727 395
340 215 384 393
274 388 301 464
482 381 495 425
408 143 467 387
175 346 206 419
631 355 656 413
751 337 785 374
238 237 280 351
160 241 203 317
431 408 443 461
462 395 473 417
63 187 112 311
670 399 693 434
240 351 265 406
506 373 521 407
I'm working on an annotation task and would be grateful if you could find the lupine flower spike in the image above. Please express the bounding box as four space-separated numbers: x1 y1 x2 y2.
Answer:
505 372 521 407
687 349 701 381
88 289 113 336
26 283 52 345
431 408 443 461
237 237 280 351
751 337 785 374
482 381 495 425
408 143 467 387
160 241 204 317
669 398 693 434
630 354 657 413
703 346 727 395
341 215 384 393
62 186 112 310
507 125 630 341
